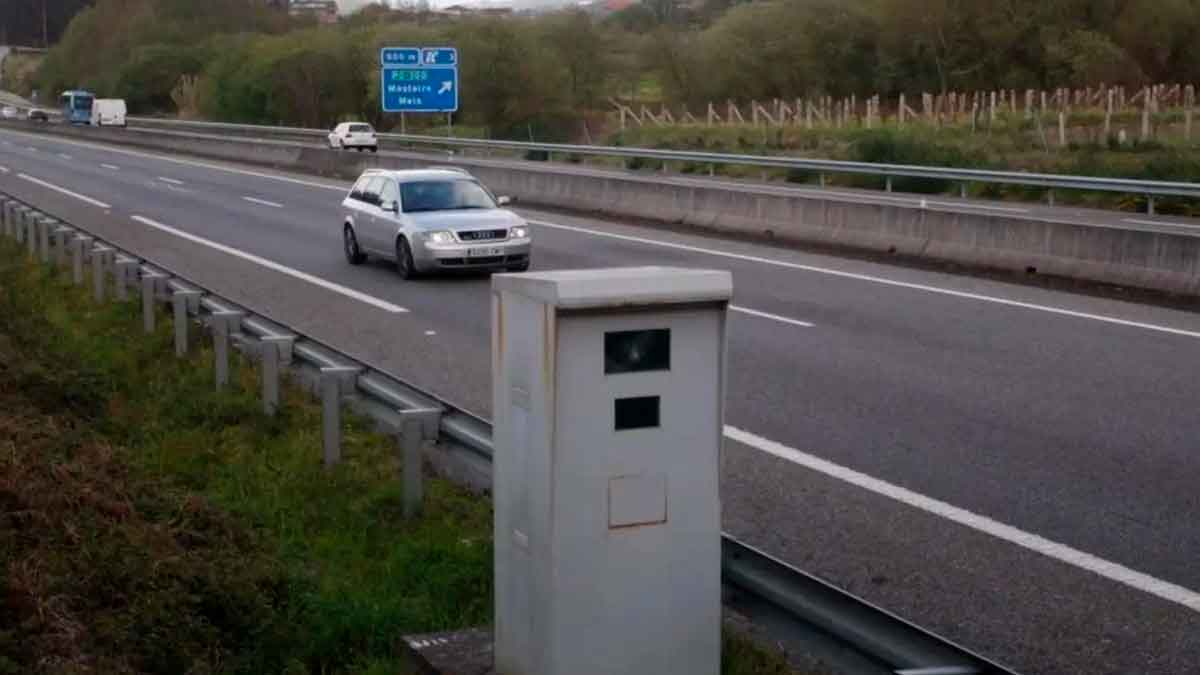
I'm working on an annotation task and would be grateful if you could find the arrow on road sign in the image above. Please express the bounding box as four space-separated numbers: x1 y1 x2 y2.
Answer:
438 81 453 95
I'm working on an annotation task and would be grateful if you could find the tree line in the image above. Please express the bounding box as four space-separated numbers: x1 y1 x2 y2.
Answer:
632 0 1200 104
0 0 93 47
28 0 1200 139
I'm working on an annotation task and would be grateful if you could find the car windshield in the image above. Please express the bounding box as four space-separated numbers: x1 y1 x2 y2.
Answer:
348 124 372 133
74 96 93 110
400 180 495 213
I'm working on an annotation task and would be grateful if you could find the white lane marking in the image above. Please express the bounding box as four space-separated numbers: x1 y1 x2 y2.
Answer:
26 146 37 152
157 176 184 185
243 196 284 209
425 330 437 336
130 215 408 314
731 305 815 328
0 128 344 191
17 173 112 209
1124 218 1200 230
726 425 1200 613
58 153 72 160
101 163 120 170
0 165 9 174
531 220 1200 340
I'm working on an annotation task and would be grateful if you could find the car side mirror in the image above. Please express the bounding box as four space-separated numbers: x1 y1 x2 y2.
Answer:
497 195 514 206
382 200 400 214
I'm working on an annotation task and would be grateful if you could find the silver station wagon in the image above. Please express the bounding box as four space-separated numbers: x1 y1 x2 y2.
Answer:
341 169 532 278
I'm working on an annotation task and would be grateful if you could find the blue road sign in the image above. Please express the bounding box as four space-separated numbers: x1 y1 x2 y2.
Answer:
381 48 420 66
381 46 459 113
381 67 459 113
420 47 457 66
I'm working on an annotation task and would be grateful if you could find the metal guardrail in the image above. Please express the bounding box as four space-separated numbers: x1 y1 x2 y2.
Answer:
0 189 1020 675
125 115 1200 212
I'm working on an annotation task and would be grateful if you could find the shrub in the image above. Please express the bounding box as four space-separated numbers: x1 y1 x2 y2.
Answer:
847 129 990 193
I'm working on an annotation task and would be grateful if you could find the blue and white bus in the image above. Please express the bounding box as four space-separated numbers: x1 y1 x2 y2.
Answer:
60 90 95 124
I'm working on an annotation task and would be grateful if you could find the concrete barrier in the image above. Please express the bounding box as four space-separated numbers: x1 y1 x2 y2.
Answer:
5 120 1200 296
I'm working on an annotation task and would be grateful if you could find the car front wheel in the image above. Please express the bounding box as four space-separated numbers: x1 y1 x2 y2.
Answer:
395 237 418 280
343 226 366 265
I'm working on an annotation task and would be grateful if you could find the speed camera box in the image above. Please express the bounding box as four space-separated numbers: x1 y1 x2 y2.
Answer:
491 267 732 675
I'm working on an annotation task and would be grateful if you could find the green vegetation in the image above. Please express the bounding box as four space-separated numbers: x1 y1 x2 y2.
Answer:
0 53 44 98
29 0 1200 141
638 0 1200 104
0 237 799 674
609 122 1200 214
0 0 93 48
0 240 490 674
724 632 797 675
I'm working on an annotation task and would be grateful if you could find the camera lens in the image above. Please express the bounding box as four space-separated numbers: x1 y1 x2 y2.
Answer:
605 329 670 374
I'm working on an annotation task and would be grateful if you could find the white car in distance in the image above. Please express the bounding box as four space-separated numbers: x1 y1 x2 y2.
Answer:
328 122 378 152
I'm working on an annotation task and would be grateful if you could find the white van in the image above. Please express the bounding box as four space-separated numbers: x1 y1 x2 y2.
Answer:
91 99 127 127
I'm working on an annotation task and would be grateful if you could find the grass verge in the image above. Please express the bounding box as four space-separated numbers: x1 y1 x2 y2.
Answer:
0 240 490 674
0 237 798 674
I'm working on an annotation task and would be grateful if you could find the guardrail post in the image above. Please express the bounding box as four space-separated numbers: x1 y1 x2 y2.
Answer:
1047 190 1055 207
141 272 166 333
53 227 73 267
259 336 294 416
208 310 245 390
960 183 968 199
5 203 18 238
885 176 893 193
818 173 826 188
1 201 11 237
13 207 28 243
11 206 24 240
71 235 92 285
1147 195 1156 216
319 367 360 468
172 290 203 357
113 256 136 300
91 245 114 302
21 208 35 245
8 204 18 238
25 212 38 259
36 217 54 264
399 408 441 518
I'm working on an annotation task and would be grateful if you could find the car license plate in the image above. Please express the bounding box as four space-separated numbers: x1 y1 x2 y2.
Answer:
468 247 503 257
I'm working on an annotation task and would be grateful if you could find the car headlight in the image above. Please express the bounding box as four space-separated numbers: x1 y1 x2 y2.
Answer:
423 231 455 245
509 225 529 239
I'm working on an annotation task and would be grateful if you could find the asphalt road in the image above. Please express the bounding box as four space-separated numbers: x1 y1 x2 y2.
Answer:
3 127 1200 674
